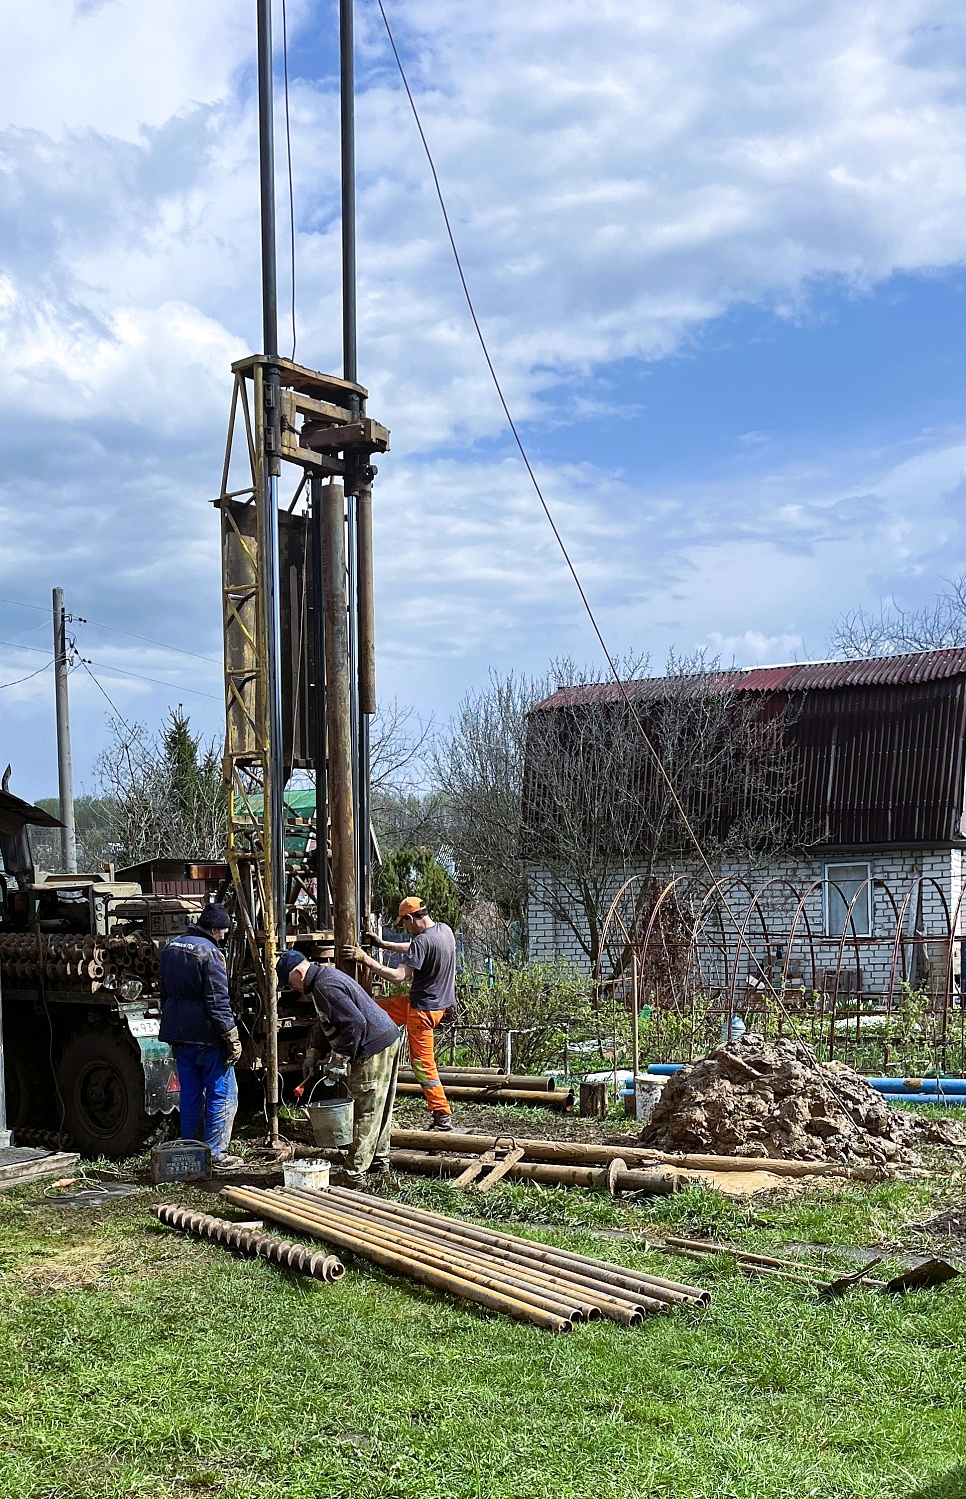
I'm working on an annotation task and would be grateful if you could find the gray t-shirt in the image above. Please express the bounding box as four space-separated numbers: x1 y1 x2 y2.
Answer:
406 922 456 1012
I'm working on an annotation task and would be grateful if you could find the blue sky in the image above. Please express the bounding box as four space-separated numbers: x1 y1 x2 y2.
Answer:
2 0 966 805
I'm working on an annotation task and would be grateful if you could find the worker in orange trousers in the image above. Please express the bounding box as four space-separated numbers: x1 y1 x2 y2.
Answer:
345 896 456 1131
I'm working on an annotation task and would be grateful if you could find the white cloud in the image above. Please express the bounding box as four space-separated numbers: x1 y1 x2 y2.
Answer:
2 0 966 796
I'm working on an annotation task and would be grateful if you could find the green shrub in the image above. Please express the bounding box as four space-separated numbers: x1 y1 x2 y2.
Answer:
455 958 597 1074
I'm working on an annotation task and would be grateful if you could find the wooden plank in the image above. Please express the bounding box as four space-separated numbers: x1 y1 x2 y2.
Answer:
0 1150 80 1189
283 389 355 427
299 418 390 454
476 1145 526 1194
278 434 344 475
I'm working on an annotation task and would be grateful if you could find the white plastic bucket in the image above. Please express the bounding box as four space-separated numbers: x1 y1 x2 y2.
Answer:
282 1158 331 1191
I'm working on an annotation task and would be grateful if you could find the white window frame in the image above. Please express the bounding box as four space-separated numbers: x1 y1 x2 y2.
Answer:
824 861 873 938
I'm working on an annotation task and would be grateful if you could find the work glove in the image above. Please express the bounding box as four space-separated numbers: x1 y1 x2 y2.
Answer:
302 1049 319 1081
342 943 367 966
362 930 381 948
323 1052 351 1085
222 1026 243 1067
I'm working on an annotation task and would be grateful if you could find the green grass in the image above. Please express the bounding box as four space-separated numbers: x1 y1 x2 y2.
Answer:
2 1161 966 1499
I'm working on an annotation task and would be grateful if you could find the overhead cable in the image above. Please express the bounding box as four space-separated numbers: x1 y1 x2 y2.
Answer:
0 592 219 665
0 659 54 690
373 3 830 1030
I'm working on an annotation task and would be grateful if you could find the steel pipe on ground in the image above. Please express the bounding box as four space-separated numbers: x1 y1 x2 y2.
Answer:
398 1070 557 1092
260 1192 613 1324
221 1185 573 1332
389 1147 678 1194
317 1185 709 1306
277 1187 665 1321
152 1204 345 1283
390 1129 870 1179
395 1083 574 1110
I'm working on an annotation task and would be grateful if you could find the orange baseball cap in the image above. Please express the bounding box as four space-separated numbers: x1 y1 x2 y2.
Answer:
397 896 426 920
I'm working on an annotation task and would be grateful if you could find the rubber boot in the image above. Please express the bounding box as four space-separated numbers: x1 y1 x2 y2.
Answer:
431 1112 453 1133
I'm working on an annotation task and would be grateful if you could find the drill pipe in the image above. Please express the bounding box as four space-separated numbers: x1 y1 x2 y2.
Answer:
395 1083 574 1110
276 1187 663 1321
233 1187 605 1324
321 1184 709 1306
397 1070 557 1092
388 1148 677 1195
389 1129 873 1181
282 1183 682 1310
273 1188 656 1322
221 1185 573 1332
152 1204 345 1282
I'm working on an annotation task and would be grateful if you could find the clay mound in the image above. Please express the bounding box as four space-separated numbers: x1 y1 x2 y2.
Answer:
641 1033 923 1166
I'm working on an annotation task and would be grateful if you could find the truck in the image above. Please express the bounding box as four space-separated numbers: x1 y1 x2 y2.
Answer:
0 857 326 1157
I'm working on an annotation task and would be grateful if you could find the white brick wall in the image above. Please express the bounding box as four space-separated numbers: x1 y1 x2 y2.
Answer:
526 847 962 994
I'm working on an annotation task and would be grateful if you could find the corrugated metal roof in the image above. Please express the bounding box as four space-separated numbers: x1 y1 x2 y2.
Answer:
524 648 966 850
533 648 966 713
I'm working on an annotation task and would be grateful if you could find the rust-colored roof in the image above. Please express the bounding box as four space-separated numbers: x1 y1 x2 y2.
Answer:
533 648 966 713
525 647 966 850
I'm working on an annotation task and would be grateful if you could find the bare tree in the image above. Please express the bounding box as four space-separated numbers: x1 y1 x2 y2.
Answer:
831 573 966 658
95 707 227 864
368 698 446 854
432 657 648 935
521 652 798 969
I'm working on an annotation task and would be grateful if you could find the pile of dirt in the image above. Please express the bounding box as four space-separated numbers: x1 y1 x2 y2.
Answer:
641 1033 929 1166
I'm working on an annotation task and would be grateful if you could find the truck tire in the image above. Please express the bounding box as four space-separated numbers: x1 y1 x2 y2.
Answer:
56 1026 154 1159
4 1045 53 1129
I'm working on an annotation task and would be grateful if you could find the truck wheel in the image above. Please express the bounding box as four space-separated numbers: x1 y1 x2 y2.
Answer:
4 1046 53 1129
56 1027 154 1159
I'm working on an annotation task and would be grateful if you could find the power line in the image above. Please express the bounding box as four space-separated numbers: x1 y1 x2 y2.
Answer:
282 0 298 361
0 592 220 665
373 2 806 1014
0 659 53 690
79 660 135 734
0 636 218 701
80 657 222 702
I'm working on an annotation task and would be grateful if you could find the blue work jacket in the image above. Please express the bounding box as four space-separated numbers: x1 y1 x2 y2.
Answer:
158 926 235 1046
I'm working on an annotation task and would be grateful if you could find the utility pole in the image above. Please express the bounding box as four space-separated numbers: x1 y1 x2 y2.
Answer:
256 0 285 1144
51 587 77 875
340 0 374 932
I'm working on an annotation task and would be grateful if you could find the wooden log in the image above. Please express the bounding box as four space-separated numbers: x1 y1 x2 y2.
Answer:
398 1069 556 1092
579 1081 608 1118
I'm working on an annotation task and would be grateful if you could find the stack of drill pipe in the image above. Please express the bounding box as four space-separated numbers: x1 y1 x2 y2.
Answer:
388 1147 678 1194
153 1204 345 1282
396 1080 575 1111
222 1183 708 1333
390 1128 881 1181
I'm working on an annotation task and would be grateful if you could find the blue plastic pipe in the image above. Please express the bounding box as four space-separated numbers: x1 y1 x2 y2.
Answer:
867 1077 966 1095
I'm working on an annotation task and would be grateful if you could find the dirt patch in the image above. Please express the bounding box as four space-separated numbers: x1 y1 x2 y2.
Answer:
640 1033 959 1167
917 1201 966 1238
13 1242 120 1292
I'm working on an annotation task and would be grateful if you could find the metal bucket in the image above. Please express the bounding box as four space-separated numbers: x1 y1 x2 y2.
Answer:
306 1098 354 1149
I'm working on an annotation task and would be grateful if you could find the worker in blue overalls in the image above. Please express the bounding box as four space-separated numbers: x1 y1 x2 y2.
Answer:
159 902 242 1169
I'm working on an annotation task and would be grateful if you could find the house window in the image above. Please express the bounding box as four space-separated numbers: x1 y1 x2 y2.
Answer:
825 862 872 938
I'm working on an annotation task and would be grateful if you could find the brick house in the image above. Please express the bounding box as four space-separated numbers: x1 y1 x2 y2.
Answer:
523 650 966 998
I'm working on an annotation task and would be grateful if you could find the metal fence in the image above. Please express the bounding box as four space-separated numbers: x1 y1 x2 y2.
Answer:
595 872 966 1075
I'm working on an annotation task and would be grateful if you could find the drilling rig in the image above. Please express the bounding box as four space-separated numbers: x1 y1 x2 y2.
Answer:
0 0 386 1157
216 0 386 1150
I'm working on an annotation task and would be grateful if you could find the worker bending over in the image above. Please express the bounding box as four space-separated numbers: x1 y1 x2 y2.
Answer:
277 951 401 1185
159 902 242 1169
348 896 456 1132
